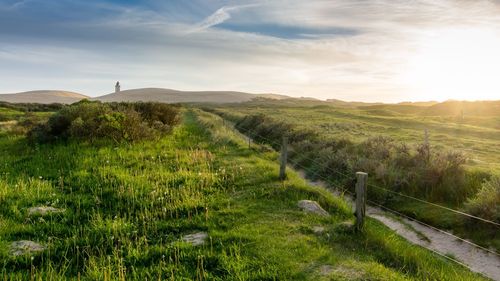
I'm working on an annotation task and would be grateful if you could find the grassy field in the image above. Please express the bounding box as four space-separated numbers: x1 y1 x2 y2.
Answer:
0 107 24 121
207 103 500 251
211 104 500 173
0 105 486 280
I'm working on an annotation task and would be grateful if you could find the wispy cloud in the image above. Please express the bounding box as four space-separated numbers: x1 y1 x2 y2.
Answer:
190 4 258 33
0 0 30 11
195 6 234 31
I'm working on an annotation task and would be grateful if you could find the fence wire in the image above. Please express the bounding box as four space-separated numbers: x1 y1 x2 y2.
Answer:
209 112 500 277
229 121 500 229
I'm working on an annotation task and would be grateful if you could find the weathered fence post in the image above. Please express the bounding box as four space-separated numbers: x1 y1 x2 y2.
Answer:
279 136 288 180
355 172 368 231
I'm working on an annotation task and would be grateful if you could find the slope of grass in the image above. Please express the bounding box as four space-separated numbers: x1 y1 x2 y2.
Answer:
212 105 500 173
0 109 485 280
204 105 500 251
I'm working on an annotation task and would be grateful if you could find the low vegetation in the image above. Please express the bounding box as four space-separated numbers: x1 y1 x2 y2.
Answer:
465 176 500 223
0 106 52 137
230 114 477 203
0 104 485 279
28 101 180 143
0 101 64 113
206 105 500 250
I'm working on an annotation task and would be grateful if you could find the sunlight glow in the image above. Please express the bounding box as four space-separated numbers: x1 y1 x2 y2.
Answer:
402 28 500 101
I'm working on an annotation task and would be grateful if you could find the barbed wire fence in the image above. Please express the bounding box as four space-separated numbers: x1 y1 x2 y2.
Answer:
211 113 500 260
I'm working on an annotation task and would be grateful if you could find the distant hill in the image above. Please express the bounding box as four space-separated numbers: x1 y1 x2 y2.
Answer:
358 100 500 117
326 99 383 108
422 100 500 116
398 101 439 107
0 90 88 104
94 88 290 103
358 104 427 115
2 89 499 117
237 97 326 107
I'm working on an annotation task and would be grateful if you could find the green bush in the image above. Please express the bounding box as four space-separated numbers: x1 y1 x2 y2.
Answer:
235 114 317 149
128 102 180 127
229 112 473 205
465 176 500 223
28 101 180 143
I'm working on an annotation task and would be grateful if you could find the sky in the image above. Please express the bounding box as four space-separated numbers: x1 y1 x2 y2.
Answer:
0 0 499 102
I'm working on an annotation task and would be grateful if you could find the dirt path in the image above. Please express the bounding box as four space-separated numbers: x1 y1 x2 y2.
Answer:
223 122 500 280
367 209 500 280
298 171 500 280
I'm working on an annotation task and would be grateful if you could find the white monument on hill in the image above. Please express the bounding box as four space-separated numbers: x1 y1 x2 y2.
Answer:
115 81 121 93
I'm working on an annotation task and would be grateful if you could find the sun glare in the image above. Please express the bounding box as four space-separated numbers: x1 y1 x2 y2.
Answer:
402 28 500 101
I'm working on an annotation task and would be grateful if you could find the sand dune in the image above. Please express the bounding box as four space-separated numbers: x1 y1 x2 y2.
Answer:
0 88 294 104
94 88 289 103
0 90 88 104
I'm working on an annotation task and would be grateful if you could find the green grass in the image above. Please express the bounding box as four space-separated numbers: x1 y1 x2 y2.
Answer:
0 108 52 137
0 108 486 280
0 107 24 119
212 105 500 173
209 104 500 251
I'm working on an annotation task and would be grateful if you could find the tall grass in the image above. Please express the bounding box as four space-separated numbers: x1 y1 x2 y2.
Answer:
209 109 499 251
0 107 486 280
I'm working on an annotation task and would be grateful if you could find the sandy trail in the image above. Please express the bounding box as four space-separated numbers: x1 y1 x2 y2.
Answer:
298 171 500 280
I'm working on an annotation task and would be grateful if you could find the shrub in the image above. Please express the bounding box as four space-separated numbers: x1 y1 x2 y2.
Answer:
465 176 500 223
361 136 395 160
131 102 180 127
119 109 156 141
228 112 476 206
235 114 318 149
413 150 467 202
28 101 180 143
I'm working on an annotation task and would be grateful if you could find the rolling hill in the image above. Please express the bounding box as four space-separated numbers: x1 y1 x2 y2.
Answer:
326 98 383 108
422 100 500 116
358 104 428 115
0 90 88 104
2 89 499 118
358 100 500 117
94 88 290 103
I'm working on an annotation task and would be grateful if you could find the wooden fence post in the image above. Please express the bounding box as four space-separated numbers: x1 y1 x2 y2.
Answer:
355 172 368 231
279 136 288 180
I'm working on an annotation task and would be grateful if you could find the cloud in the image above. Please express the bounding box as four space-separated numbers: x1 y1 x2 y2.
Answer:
0 0 500 101
216 22 359 39
0 0 30 11
190 4 258 33
196 6 233 30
